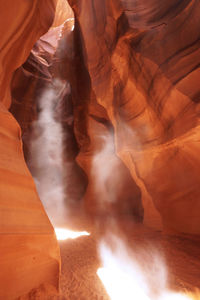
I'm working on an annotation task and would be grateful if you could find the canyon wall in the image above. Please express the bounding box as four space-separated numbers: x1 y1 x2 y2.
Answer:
67 0 200 235
0 0 199 298
11 2 144 224
9 0 200 258
0 1 60 299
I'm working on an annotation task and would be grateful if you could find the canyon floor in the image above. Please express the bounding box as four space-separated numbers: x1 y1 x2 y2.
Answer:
58 207 200 300
21 207 200 300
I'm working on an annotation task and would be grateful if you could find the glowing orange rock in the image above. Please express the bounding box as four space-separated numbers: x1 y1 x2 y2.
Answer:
9 0 200 236
68 0 200 234
0 0 60 299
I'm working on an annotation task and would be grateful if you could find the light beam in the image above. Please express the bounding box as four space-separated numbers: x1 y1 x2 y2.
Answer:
55 228 90 240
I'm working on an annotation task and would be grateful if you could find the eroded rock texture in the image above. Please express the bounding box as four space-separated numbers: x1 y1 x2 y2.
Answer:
67 0 200 235
11 12 88 227
10 0 200 251
0 1 60 299
11 1 143 225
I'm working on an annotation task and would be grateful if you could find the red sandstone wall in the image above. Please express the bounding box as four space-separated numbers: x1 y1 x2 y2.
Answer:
11 2 144 224
68 0 200 235
9 0 200 240
0 1 60 299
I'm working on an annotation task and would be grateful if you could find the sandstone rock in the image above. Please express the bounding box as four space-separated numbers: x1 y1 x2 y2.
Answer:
9 0 200 243
11 13 88 219
0 1 60 299
68 0 200 234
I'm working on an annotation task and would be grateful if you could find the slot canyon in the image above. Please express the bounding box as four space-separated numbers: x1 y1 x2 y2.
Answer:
1 0 200 299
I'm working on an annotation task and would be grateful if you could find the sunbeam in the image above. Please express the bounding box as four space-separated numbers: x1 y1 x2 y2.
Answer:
55 228 90 240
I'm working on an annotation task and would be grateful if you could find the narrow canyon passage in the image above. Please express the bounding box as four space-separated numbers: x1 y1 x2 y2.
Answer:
11 0 200 299
1 0 200 299
11 34 200 298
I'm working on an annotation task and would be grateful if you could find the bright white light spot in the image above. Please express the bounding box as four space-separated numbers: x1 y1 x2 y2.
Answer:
160 293 192 300
55 228 90 240
97 236 192 300
97 267 151 300
97 267 192 300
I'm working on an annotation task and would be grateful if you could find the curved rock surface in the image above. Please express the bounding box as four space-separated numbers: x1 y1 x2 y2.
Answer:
68 0 200 235
11 3 144 225
10 0 200 235
0 1 60 299
4 0 200 298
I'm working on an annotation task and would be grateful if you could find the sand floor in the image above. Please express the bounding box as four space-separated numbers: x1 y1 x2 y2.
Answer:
19 210 200 300
58 210 200 300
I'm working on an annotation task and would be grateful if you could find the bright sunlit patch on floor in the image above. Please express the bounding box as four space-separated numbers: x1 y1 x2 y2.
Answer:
97 235 192 300
97 267 151 300
160 292 193 300
97 266 192 300
55 228 90 240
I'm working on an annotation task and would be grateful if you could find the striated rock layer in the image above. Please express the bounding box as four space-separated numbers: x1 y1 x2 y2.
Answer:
67 0 200 235
11 2 144 224
9 0 200 255
0 1 60 299
11 0 200 236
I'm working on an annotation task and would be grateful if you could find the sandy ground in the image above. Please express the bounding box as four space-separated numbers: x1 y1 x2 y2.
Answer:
19 209 200 300
57 208 200 300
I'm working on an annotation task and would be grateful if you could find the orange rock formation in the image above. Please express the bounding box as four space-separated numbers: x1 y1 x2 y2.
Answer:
0 1 60 299
68 0 200 234
1 0 200 298
10 0 200 236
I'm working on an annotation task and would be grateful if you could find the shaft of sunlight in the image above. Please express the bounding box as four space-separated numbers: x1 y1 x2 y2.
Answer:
55 228 90 240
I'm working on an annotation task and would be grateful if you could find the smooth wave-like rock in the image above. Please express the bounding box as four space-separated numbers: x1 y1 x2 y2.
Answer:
3 0 200 297
11 5 144 224
0 1 60 299
12 0 200 234
68 0 200 234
